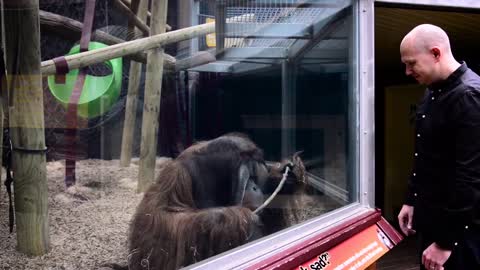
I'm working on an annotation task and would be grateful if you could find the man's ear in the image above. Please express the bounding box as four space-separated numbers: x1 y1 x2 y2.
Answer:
431 47 441 60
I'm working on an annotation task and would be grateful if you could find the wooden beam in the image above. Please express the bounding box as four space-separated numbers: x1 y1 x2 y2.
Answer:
3 0 49 256
175 51 216 71
120 0 148 167
40 21 211 76
120 0 161 29
41 14 254 76
112 0 150 35
39 10 175 69
113 0 172 32
137 0 169 192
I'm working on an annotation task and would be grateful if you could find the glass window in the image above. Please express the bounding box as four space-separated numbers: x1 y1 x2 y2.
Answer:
0 0 357 269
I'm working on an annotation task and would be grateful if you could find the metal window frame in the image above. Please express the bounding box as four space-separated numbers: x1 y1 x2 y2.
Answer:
359 0 375 208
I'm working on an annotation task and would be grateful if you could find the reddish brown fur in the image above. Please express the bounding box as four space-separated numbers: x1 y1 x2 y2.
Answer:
128 152 259 270
127 135 308 270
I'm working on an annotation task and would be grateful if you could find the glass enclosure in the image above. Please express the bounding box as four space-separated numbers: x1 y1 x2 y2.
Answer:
0 0 358 269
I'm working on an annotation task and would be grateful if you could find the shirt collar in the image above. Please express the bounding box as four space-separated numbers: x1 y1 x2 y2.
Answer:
428 61 468 93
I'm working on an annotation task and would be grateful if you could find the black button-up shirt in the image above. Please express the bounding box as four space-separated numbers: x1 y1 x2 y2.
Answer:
405 62 480 250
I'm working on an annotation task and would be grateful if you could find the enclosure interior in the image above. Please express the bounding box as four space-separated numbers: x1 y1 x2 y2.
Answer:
374 4 480 222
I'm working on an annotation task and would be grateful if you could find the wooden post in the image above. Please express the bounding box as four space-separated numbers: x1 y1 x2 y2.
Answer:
3 0 49 255
137 0 168 192
120 0 148 167
0 32 6 188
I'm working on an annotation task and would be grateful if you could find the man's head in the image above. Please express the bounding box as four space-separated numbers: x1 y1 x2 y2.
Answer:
400 24 459 85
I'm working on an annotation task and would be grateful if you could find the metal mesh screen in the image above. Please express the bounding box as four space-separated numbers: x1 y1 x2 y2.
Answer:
198 0 349 50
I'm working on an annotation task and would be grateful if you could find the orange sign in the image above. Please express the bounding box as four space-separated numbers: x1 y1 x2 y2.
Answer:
206 18 216 47
295 225 392 270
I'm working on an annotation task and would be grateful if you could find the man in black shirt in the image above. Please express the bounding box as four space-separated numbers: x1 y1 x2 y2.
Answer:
398 24 480 270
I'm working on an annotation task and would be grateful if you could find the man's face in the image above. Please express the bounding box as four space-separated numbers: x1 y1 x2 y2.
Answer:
401 44 437 85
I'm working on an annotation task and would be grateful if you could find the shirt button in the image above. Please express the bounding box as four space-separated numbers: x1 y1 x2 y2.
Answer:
415 153 418 157
414 193 418 197
413 173 416 176
422 115 426 118
465 225 469 229
454 242 458 246
417 134 421 137
439 89 442 92
431 96 435 100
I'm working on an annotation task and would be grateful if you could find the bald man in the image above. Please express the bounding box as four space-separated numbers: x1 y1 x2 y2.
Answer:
398 24 480 270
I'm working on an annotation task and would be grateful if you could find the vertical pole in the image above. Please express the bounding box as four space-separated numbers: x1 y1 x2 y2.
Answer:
0 0 5 191
3 0 49 255
215 0 226 55
120 0 148 167
346 9 357 203
281 60 296 159
359 0 376 208
137 0 168 192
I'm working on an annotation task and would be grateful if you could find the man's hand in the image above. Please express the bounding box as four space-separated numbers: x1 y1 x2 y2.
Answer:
422 243 451 270
398 204 416 236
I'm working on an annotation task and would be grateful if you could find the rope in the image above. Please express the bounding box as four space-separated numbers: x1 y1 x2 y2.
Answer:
253 164 291 214
63 0 97 187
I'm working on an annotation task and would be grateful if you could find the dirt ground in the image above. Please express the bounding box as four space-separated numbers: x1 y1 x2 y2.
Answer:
0 158 341 270
0 158 153 270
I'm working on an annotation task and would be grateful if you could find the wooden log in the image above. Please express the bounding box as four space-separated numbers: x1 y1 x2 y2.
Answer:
112 0 150 35
175 51 216 71
120 0 166 29
3 0 49 256
112 0 171 33
120 0 148 167
137 0 169 192
41 22 211 76
39 10 175 69
127 0 140 15
41 14 255 76
39 11 136 42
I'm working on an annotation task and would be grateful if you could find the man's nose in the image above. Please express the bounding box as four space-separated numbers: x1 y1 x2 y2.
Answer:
405 67 412 76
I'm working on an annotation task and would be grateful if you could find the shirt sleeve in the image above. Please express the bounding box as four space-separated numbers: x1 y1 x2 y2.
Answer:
433 89 480 250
